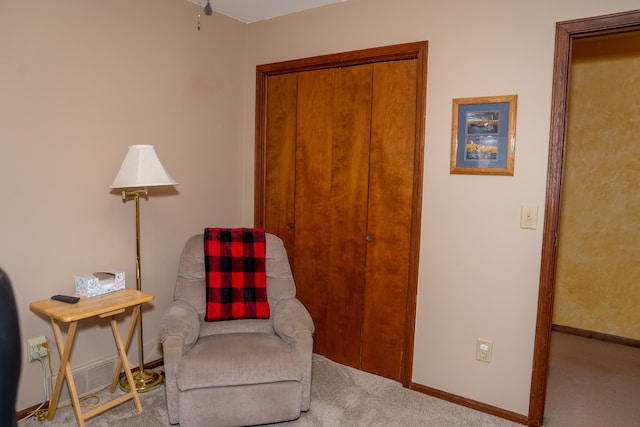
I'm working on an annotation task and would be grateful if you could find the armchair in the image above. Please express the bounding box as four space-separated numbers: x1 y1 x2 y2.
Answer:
159 232 314 427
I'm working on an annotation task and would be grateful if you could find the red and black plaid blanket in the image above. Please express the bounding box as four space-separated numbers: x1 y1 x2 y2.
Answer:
203 228 269 321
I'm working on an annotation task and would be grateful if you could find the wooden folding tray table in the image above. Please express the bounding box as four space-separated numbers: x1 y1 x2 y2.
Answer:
30 288 153 427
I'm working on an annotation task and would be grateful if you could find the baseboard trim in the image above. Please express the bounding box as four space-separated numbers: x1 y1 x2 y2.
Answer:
409 382 529 426
552 324 640 348
16 358 165 421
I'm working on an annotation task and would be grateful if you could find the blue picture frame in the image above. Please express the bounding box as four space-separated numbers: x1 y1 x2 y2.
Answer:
450 95 517 175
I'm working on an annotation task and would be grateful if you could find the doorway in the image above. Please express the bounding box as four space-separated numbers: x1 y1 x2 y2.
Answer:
528 9 640 427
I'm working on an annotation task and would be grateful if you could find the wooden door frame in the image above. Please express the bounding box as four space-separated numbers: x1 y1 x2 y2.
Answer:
528 9 640 427
254 41 428 387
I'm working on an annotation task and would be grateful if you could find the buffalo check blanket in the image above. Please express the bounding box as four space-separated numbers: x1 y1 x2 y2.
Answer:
203 228 269 321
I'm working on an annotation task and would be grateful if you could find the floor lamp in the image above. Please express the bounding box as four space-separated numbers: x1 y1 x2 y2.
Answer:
111 145 178 392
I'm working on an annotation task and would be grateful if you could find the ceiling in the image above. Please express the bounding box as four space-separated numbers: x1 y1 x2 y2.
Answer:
188 0 347 24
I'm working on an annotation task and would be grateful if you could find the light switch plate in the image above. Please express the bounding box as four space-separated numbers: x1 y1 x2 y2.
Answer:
520 204 538 229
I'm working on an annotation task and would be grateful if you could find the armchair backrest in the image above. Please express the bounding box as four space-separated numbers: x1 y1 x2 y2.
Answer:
174 232 296 316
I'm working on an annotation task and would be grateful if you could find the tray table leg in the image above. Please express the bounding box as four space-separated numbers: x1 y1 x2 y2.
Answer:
47 319 85 426
109 305 141 393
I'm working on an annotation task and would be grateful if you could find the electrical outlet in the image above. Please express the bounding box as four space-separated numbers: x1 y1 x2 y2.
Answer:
28 336 48 361
476 338 493 363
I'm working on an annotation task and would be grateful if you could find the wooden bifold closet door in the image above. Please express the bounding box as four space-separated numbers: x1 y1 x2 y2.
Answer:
256 42 427 383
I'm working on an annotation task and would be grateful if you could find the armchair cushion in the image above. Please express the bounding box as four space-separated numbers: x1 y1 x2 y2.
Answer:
204 228 269 321
177 333 301 391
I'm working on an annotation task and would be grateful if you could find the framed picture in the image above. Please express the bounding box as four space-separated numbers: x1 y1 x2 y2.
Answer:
450 95 517 175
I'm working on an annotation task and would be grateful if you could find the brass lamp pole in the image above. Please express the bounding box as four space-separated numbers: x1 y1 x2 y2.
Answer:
118 188 164 392
111 145 178 393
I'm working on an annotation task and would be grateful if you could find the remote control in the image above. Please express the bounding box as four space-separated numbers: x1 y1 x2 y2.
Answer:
51 294 80 304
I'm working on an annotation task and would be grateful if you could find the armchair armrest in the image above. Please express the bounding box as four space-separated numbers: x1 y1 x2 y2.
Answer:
159 300 200 351
273 297 314 411
273 297 315 346
159 300 200 425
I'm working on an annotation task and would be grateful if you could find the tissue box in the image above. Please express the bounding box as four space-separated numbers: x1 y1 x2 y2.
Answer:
74 271 125 297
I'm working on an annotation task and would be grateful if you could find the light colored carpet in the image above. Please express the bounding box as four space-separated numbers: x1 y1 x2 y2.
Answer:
267 356 520 427
20 355 520 427
544 331 640 427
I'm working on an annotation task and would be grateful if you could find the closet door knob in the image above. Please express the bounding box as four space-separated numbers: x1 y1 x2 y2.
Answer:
365 233 374 242
286 223 294 230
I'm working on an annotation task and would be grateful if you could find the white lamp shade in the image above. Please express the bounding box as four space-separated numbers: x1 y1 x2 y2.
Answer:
111 145 178 189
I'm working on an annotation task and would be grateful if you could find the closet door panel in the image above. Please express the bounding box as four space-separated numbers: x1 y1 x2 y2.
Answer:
265 73 298 265
294 68 335 357
326 64 373 367
362 59 417 380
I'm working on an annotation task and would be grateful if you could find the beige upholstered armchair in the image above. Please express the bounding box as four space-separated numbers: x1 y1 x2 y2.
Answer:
159 232 314 427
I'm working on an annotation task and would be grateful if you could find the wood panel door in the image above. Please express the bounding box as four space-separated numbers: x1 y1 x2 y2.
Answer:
264 73 297 266
256 42 427 385
362 59 417 379
294 65 373 365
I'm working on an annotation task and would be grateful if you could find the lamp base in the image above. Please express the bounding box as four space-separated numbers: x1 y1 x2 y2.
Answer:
120 368 164 393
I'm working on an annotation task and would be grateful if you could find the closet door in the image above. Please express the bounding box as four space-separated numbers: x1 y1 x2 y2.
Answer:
323 65 372 366
362 59 417 379
264 73 297 266
293 68 335 357
293 61 417 377
293 64 373 364
257 42 427 384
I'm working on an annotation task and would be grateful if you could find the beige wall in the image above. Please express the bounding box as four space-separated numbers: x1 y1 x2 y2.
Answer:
553 34 640 340
1 0 248 411
242 0 640 416
2 0 639 418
